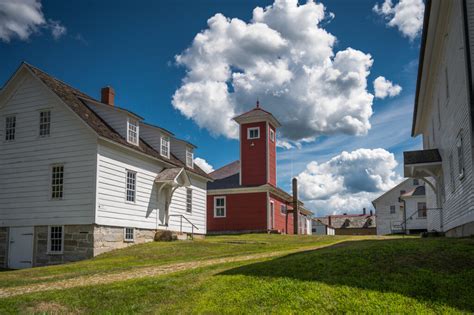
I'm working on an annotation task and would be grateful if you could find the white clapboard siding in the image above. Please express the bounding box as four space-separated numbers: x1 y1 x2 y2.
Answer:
423 0 474 232
0 72 97 227
96 140 207 233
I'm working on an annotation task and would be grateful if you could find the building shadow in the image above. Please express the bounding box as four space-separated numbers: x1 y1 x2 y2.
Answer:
218 238 474 312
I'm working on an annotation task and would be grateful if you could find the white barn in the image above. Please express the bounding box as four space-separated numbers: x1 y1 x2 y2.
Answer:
404 0 474 237
0 63 212 269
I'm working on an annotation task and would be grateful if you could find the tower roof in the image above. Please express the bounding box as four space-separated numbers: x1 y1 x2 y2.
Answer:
233 101 282 128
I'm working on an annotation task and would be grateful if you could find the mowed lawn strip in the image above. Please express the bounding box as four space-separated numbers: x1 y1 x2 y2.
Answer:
0 234 377 289
0 237 473 314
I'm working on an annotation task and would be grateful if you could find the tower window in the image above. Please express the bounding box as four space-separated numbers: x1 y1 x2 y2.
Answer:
248 127 260 139
270 129 275 142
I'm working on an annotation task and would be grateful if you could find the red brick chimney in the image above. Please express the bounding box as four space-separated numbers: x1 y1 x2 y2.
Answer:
328 215 332 227
101 86 115 106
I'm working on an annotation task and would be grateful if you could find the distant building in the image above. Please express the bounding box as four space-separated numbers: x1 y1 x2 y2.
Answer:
315 210 376 235
372 179 427 235
403 0 474 237
206 103 312 234
312 219 335 235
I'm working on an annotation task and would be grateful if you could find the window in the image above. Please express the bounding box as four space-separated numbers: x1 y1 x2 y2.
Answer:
4 115 16 141
186 149 194 168
161 136 170 158
126 170 137 202
186 188 192 213
247 127 260 139
457 131 465 179
214 196 226 217
417 202 427 218
280 204 287 215
127 118 139 145
270 129 275 142
390 205 396 214
51 165 64 200
48 226 63 253
124 227 134 242
413 179 419 185
39 110 51 137
449 154 455 192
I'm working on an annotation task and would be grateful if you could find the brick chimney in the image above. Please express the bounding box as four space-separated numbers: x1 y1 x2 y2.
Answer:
328 215 332 227
370 210 373 216
363 208 366 215
101 86 115 106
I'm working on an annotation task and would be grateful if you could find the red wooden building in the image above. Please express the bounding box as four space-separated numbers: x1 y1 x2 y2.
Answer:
207 102 312 234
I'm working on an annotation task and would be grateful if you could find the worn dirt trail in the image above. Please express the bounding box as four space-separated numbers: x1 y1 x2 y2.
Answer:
0 242 347 299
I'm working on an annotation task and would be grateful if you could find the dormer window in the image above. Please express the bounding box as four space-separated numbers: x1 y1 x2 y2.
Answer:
127 118 139 145
248 127 260 140
161 136 170 158
186 149 194 168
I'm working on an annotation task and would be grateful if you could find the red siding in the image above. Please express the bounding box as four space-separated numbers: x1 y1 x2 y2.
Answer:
270 194 294 234
268 123 276 186
241 122 267 186
207 192 267 232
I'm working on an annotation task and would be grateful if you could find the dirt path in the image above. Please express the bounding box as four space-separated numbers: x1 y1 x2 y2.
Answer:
0 242 345 299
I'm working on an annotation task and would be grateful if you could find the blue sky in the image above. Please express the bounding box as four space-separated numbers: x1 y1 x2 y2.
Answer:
0 0 423 216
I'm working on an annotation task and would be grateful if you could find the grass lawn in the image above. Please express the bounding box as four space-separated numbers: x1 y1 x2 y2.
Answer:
0 235 473 314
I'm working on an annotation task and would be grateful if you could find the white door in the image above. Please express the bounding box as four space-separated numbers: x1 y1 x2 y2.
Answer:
8 227 34 269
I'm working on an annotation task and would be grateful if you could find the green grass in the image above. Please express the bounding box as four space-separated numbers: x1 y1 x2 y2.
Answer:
1 236 473 314
0 234 359 288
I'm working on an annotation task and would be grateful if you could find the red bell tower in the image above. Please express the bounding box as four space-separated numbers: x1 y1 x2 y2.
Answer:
233 101 281 187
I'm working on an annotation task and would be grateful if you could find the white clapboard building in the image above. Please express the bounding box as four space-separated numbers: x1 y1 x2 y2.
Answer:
0 63 212 269
404 0 474 237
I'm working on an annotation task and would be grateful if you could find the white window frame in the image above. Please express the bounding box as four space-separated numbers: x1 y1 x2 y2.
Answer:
124 227 135 242
127 118 139 145
186 149 194 168
126 170 137 203
160 136 170 158
47 225 64 254
269 129 275 142
39 110 51 137
417 202 427 218
390 205 396 214
457 131 465 180
186 188 192 213
280 204 287 215
247 127 260 140
51 164 65 200
4 115 16 142
214 196 226 218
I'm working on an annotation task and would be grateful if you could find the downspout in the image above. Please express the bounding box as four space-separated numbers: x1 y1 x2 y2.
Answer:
462 0 474 132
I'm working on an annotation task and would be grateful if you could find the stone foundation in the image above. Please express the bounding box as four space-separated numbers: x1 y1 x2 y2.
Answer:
34 225 94 267
445 220 474 237
93 225 156 256
0 227 8 268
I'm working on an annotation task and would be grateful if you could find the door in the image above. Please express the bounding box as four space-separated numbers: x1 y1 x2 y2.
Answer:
8 227 34 269
270 201 275 230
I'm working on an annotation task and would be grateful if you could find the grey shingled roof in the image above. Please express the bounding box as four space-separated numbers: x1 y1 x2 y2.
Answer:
209 160 240 180
24 63 211 180
404 149 441 165
401 185 426 197
318 214 376 229
155 168 183 182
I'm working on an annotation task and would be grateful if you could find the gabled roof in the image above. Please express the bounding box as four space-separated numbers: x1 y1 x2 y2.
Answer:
233 102 282 128
155 167 191 187
404 149 442 165
372 178 410 204
209 160 240 180
318 214 376 229
18 63 211 180
401 185 426 198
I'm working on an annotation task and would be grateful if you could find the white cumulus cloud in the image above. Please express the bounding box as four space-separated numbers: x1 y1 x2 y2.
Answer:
173 0 375 143
194 157 214 174
373 76 402 99
0 0 66 42
373 0 424 41
296 148 402 214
